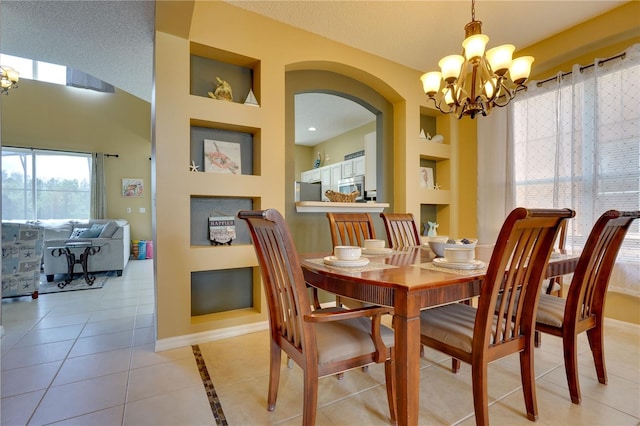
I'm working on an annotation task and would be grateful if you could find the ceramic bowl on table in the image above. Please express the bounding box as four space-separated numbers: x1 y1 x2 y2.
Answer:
427 238 478 257
333 245 362 260
364 239 386 250
444 247 475 263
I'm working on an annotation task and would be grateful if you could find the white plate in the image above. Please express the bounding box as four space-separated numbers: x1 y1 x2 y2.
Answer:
432 257 485 270
323 256 370 267
361 247 393 256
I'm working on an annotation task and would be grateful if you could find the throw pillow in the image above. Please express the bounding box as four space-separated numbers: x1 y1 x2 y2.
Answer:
69 228 88 239
79 226 103 238
99 221 119 238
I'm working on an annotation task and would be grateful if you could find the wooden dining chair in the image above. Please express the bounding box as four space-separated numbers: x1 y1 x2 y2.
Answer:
535 210 640 405
238 209 396 426
543 219 568 297
326 212 377 308
380 212 422 248
326 212 377 247
419 207 575 426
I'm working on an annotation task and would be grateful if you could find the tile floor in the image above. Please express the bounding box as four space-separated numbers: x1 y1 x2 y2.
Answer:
1 259 639 425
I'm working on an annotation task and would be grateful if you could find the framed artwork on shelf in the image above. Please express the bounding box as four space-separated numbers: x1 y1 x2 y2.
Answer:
122 178 144 197
420 167 434 189
204 139 241 174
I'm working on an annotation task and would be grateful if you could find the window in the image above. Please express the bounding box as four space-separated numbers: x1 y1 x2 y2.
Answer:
0 54 114 93
510 44 639 295
2 148 92 220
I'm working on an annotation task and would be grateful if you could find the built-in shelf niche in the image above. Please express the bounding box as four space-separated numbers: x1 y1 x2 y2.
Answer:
190 42 261 105
190 123 258 176
190 196 253 246
420 204 450 237
191 267 253 316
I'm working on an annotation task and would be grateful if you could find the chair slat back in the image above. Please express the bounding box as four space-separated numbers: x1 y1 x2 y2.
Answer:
566 210 640 322
326 213 376 247
476 208 576 351
380 213 422 248
238 210 313 353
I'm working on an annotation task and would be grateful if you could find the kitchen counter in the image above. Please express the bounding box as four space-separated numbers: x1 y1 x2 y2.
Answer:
295 201 389 213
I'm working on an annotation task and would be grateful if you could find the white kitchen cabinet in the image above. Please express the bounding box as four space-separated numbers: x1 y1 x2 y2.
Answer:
301 168 321 183
341 156 365 178
341 159 354 178
330 164 342 191
353 156 365 176
364 132 376 192
320 167 331 201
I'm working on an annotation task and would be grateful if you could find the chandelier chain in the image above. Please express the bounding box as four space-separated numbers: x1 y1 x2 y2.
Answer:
471 0 475 21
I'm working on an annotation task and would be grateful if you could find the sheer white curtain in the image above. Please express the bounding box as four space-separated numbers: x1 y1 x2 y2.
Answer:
491 44 640 296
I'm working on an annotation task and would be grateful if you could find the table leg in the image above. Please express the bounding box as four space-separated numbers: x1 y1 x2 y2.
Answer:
394 297 422 426
79 246 101 285
57 248 76 288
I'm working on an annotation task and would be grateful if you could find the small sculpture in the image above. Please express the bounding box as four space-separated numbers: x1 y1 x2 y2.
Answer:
426 221 439 237
313 151 321 169
208 77 233 102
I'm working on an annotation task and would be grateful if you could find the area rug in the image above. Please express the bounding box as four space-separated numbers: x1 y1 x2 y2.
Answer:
38 271 114 294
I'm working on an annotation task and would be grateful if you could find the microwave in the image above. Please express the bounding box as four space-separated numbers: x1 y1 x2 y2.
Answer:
338 176 364 202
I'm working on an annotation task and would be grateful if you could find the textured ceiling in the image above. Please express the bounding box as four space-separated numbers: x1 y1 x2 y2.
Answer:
0 0 154 103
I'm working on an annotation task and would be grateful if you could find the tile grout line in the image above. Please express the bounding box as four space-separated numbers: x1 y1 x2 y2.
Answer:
192 344 228 426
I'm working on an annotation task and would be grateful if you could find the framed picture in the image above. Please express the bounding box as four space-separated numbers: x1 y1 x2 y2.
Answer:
122 178 144 197
419 167 434 189
204 139 241 174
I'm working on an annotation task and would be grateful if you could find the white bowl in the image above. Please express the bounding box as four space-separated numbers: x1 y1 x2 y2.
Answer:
334 245 362 260
427 238 477 257
444 247 475 263
363 239 385 249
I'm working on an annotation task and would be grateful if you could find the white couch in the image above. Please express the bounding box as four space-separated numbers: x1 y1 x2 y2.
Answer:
33 219 130 281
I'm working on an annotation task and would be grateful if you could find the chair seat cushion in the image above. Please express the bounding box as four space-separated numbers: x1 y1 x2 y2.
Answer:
420 303 478 353
536 293 567 328
314 308 394 366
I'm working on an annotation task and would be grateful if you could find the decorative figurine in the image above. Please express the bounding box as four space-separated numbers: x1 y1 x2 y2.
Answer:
313 151 321 169
244 89 259 106
208 77 233 102
426 221 439 237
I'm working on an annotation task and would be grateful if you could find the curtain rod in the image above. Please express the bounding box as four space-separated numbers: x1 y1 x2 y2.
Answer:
3 146 119 157
536 52 626 87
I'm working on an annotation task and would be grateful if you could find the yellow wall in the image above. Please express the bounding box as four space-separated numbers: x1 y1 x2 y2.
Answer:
0 78 152 241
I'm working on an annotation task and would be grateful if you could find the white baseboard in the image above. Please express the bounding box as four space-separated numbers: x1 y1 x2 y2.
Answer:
154 321 269 352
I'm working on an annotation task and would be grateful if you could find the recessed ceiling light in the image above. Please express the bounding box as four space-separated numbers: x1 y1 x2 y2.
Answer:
308 126 317 131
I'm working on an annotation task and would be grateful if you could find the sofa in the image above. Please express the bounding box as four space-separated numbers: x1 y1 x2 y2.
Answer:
2 222 44 299
35 219 130 281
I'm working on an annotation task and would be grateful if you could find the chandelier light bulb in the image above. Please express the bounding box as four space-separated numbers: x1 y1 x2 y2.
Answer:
483 78 497 99
509 56 535 84
486 44 515 75
0 65 19 94
462 34 489 61
439 55 464 83
420 71 442 96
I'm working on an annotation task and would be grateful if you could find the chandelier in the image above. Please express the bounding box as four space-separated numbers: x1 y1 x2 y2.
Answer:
420 0 534 119
1 65 20 95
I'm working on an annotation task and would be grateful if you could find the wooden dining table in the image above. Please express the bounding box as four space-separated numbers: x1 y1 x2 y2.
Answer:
301 244 579 426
